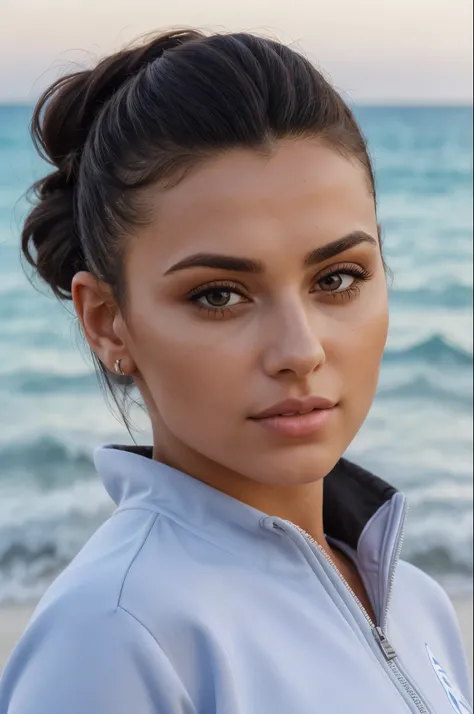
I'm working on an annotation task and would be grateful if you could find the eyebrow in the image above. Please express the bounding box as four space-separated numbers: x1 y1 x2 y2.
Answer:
163 230 377 276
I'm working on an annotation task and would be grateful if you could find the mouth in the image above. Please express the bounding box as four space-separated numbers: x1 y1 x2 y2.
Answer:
249 397 337 438
251 396 337 420
266 407 321 417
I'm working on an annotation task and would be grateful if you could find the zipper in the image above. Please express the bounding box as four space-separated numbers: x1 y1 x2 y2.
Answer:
281 515 432 714
382 500 408 631
290 522 376 628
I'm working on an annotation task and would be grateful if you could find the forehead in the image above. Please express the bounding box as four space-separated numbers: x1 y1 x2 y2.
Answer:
133 139 376 266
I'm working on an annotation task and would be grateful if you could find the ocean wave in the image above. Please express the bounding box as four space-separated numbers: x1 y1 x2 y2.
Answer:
389 284 473 309
0 436 94 472
377 374 473 407
403 543 473 579
0 370 97 395
383 335 472 367
0 436 96 492
0 479 114 604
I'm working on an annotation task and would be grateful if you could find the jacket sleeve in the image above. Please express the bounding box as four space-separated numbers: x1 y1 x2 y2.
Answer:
0 602 197 714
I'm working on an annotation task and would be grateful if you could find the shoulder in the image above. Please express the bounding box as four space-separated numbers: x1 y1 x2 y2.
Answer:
33 506 162 617
396 559 457 618
0 600 193 714
1 506 162 676
395 559 464 638
4 501 227 666
0 508 196 714
397 559 449 596
20 502 225 644
393 560 472 696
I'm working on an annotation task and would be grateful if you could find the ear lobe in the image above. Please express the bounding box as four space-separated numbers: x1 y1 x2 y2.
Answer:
71 271 132 373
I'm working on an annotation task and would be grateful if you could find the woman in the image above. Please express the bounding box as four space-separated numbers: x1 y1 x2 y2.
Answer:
0 28 471 714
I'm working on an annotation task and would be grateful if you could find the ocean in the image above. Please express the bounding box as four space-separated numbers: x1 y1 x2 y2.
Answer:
0 105 472 604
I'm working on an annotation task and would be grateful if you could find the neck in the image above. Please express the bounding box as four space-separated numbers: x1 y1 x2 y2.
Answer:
153 430 327 549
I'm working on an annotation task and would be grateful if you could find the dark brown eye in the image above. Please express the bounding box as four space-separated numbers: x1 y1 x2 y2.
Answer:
313 267 371 298
205 289 233 307
319 274 344 291
193 288 245 309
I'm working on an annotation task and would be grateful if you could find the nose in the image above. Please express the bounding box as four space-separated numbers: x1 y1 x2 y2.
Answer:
262 299 326 380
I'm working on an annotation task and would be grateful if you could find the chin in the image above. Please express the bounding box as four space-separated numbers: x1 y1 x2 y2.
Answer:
251 444 343 487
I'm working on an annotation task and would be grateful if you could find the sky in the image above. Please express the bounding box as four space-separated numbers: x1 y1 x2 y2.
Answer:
0 0 472 104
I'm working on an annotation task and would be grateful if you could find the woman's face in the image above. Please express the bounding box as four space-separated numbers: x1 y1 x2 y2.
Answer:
108 139 388 486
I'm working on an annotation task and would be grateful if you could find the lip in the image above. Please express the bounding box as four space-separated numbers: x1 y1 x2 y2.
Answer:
251 396 337 420
249 397 337 439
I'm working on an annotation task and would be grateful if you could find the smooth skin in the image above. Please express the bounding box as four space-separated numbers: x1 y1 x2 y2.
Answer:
72 138 389 619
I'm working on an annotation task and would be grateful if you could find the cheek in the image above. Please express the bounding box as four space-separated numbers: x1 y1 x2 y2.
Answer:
339 292 389 393
322 269 388 379
131 311 251 422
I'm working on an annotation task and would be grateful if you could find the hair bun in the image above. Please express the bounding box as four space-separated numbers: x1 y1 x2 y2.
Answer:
22 28 204 298
22 173 83 299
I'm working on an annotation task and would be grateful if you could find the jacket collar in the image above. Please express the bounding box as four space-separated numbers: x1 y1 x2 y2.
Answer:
94 444 407 625
95 444 398 547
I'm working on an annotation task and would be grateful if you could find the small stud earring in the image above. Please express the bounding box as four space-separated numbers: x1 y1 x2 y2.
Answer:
114 359 125 376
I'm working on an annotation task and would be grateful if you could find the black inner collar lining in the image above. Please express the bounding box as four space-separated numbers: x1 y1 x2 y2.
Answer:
112 445 397 550
324 458 397 549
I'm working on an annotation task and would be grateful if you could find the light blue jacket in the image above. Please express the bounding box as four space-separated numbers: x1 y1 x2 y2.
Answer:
0 445 472 713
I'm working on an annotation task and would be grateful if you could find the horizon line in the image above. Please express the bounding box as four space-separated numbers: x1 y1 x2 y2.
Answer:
1 99 473 109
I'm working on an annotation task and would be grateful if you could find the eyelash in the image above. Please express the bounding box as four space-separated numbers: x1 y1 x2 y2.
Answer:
312 264 373 302
186 281 250 318
186 265 373 317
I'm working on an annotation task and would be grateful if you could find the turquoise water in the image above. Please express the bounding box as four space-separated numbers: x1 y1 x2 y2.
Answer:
0 105 472 603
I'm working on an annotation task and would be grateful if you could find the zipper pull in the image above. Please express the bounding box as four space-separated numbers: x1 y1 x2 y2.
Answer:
373 626 398 661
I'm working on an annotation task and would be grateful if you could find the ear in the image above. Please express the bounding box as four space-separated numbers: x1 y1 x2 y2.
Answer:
71 271 135 376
